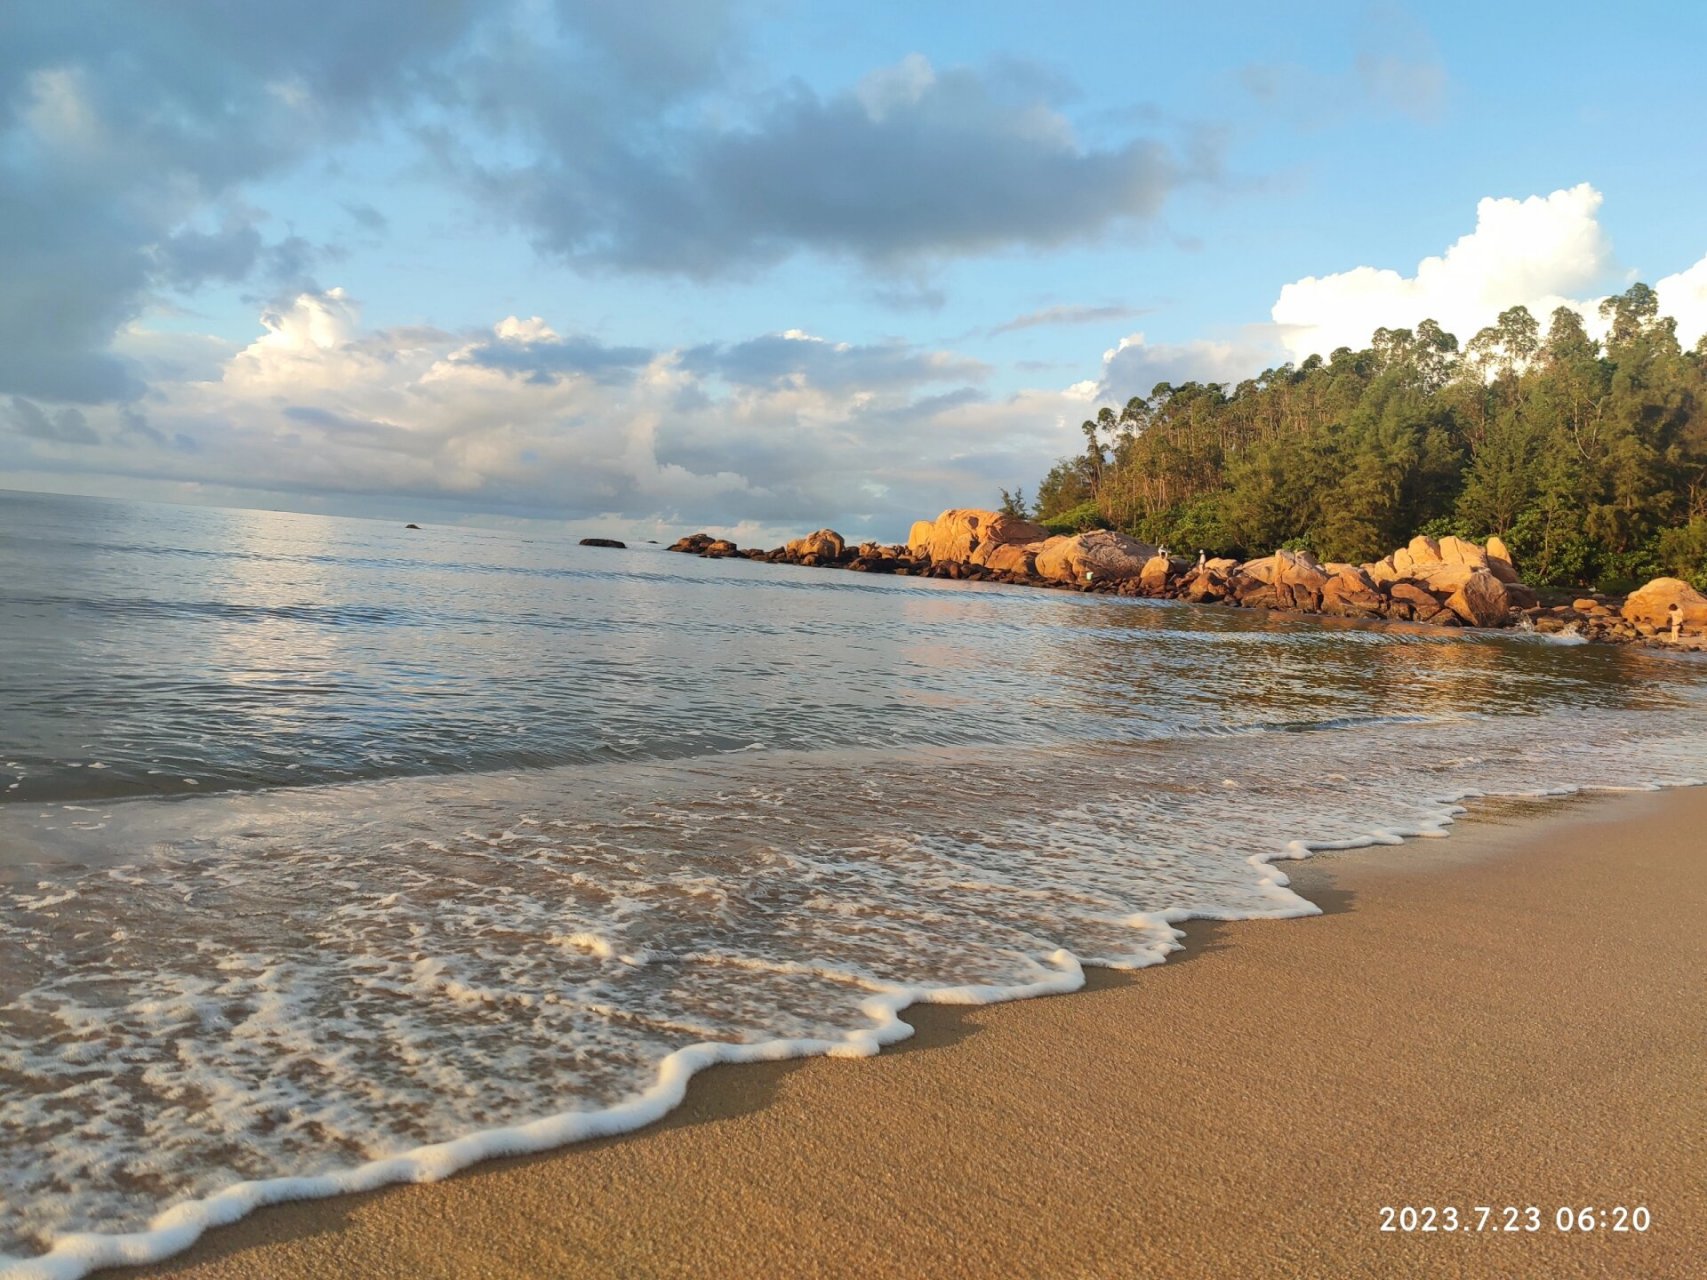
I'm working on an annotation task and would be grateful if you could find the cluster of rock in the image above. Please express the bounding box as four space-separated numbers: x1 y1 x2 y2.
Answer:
666 513 1707 645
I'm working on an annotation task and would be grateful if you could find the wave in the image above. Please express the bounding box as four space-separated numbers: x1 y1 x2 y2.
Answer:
3 715 1704 1277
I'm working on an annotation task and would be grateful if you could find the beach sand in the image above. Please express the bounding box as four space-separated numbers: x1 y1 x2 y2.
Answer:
126 787 1706 1280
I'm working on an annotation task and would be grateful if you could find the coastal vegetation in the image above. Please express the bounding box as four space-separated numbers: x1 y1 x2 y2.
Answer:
1024 286 1707 591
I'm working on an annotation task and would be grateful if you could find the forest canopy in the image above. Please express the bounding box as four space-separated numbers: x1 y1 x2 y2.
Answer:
1024 286 1707 590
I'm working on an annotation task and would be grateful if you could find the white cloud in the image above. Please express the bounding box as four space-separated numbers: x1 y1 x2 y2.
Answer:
4 290 1077 541
1657 253 1707 349
1271 183 1615 359
1098 331 1279 400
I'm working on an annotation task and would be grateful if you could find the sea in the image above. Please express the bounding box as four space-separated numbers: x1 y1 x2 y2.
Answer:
2 488 1704 1277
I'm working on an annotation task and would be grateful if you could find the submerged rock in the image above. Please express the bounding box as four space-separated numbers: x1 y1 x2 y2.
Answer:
579 537 627 549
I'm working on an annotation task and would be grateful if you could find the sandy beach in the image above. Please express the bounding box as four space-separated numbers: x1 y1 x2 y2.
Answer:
116 786 1706 1280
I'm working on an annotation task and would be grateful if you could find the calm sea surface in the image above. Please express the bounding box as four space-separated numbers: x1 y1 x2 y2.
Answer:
3 489 1705 1273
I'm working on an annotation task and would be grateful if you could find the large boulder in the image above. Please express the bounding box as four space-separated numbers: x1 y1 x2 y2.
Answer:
1485 535 1520 584
1407 561 1478 596
1139 554 1177 593
908 509 1047 565
668 532 716 553
980 542 1038 575
1444 570 1514 627
1621 578 1707 634
1437 535 1490 571
1033 530 1159 584
1319 566 1385 617
1362 556 1401 587
786 529 847 561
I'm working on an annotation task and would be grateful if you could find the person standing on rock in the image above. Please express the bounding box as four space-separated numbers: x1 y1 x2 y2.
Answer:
1670 602 1684 640
1197 550 1206 569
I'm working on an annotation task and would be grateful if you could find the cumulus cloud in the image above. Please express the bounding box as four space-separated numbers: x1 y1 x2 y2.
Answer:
3 292 1080 540
1656 253 1707 349
0 2 484 402
1271 184 1616 360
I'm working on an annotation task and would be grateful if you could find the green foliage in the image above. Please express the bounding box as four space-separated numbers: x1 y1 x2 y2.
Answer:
1021 290 1707 591
1038 499 1111 536
1655 518 1707 590
997 486 1029 518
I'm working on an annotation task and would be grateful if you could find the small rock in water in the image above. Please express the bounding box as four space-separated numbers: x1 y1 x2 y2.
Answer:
405 523 421 530
579 537 627 549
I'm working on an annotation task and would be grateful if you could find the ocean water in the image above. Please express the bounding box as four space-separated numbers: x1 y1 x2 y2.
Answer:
2 489 1704 1277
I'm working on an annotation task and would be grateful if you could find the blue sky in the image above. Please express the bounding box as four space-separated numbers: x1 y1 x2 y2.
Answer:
3 1 1705 542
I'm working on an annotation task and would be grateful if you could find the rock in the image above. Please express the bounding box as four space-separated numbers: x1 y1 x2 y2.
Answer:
668 533 716 553
1033 529 1160 584
1179 569 1230 603
703 539 738 557
404 523 421 530
1389 581 1449 623
1319 566 1385 617
908 509 1048 565
1444 570 1513 627
1408 561 1478 595
1238 554 1278 585
1406 534 1443 565
786 529 847 561
1437 535 1489 570
1484 535 1520 584
848 555 902 573
1621 578 1707 634
980 542 1038 575
1139 554 1175 593
1363 557 1400 587
1274 548 1328 587
579 537 627 549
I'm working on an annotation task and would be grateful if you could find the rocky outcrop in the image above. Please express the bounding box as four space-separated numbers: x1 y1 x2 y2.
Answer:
1033 530 1159 584
1621 578 1707 635
907 509 1046 565
786 529 847 562
579 537 627 549
668 518 1690 649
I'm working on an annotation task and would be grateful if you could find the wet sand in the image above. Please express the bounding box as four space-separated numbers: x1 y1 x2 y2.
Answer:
127 786 1707 1280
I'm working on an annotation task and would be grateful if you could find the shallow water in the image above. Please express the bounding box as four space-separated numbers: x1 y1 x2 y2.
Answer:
2 490 1704 1275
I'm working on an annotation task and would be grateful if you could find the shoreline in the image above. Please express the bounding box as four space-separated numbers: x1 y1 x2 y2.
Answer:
102 784 1707 1280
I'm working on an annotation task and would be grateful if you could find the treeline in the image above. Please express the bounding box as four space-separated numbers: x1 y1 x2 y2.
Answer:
1012 285 1707 589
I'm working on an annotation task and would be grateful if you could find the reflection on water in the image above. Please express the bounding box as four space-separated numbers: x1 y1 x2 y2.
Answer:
2 491 1699 806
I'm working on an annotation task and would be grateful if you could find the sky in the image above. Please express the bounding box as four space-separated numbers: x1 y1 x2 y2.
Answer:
3 0 1706 544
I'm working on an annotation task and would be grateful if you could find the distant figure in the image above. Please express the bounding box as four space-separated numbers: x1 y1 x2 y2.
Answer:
1158 544 1170 559
1670 602 1684 640
1197 549 1206 568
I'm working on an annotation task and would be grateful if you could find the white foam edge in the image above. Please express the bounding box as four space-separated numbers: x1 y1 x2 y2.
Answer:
3 774 1701 1280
